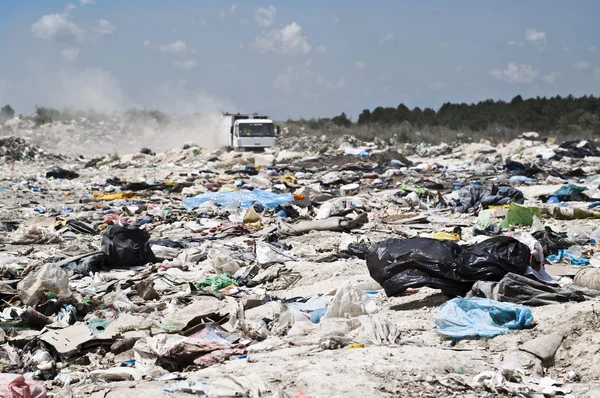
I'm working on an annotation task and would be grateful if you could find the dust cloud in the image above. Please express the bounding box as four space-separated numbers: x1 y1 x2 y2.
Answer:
0 67 233 155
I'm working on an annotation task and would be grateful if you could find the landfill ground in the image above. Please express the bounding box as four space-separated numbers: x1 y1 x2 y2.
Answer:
3 129 600 397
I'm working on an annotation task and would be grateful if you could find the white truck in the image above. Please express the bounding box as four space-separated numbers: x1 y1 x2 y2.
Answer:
219 113 278 150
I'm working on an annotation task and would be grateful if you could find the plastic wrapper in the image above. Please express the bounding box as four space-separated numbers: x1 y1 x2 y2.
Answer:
435 297 533 339
366 236 531 297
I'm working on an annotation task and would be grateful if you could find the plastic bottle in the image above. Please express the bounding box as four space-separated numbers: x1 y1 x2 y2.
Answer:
552 206 600 220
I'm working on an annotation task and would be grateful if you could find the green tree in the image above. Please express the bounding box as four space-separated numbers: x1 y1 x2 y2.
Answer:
331 112 352 127
0 104 15 119
357 109 371 125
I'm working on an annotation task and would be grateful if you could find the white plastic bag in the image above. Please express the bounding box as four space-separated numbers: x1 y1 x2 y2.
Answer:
18 263 69 306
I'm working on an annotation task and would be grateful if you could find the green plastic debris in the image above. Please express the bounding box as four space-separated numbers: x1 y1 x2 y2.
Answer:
476 210 492 229
196 273 236 291
86 319 111 335
500 204 542 229
44 291 58 299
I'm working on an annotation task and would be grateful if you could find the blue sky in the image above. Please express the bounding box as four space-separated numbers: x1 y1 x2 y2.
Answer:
1 0 599 120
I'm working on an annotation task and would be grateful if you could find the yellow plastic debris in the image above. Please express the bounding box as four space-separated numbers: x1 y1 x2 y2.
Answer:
243 206 261 224
92 191 135 201
431 232 461 241
347 343 365 349
281 174 298 185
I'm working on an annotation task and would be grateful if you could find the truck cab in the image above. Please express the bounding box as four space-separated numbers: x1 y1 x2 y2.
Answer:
234 118 276 149
221 113 277 150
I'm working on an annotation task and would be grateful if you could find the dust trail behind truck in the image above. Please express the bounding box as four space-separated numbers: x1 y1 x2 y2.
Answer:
219 112 278 151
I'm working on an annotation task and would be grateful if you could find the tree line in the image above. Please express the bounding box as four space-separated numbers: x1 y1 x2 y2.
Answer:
292 95 600 134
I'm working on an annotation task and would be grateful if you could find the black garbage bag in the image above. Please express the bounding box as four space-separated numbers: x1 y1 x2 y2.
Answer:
150 239 186 248
556 139 600 159
101 224 157 268
366 236 530 297
339 242 371 259
121 182 166 191
46 166 79 180
455 184 524 213
66 253 106 274
503 160 544 177
532 229 572 256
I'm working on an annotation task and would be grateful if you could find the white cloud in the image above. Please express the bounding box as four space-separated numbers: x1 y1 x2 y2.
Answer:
588 45 598 54
80 0 95 5
31 13 85 42
382 33 394 42
255 5 276 28
525 28 546 48
507 40 525 47
326 77 346 90
173 60 198 70
250 22 311 55
93 19 116 36
304 59 312 67
541 72 561 83
315 45 327 54
219 9 226 19
573 60 590 71
429 81 447 90
332 16 340 24
489 63 538 83
354 61 368 70
229 4 237 14
454 65 463 72
66 3 76 11
144 40 190 55
61 47 79 62
435 41 448 49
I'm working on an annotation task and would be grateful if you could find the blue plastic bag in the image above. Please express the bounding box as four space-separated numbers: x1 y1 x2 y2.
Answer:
435 297 533 339
183 188 293 210
547 249 589 266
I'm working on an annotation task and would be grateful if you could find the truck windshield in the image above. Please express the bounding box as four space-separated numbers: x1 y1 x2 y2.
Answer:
238 123 274 137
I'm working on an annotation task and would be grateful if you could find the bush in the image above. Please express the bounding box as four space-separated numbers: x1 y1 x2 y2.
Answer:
34 107 62 126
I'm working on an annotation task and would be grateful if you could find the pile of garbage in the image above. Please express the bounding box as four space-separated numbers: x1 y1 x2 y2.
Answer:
3 133 600 396
0 136 57 162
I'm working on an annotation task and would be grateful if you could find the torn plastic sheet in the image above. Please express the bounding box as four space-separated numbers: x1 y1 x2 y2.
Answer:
435 297 533 339
183 189 293 210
